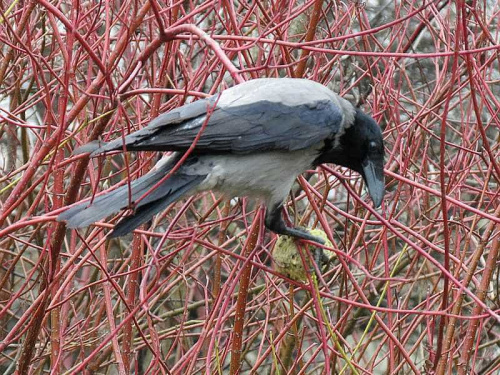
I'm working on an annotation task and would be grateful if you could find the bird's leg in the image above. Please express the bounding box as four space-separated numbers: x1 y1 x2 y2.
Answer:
265 204 326 270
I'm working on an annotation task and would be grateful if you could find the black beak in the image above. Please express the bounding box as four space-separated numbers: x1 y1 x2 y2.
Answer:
361 158 385 207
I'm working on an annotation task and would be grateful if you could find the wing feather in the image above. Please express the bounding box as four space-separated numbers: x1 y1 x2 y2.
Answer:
89 79 348 156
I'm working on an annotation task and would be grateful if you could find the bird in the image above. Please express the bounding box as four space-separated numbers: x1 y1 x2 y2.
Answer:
58 78 385 246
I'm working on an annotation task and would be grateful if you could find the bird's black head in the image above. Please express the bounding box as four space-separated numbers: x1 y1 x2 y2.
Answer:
315 108 385 207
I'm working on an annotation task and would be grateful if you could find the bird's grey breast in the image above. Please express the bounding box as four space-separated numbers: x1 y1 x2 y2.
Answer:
187 147 319 205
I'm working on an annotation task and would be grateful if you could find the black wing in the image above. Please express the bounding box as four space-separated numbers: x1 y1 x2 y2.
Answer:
129 100 343 153
86 79 345 156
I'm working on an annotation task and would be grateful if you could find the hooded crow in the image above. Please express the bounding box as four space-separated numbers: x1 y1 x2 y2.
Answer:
58 78 385 244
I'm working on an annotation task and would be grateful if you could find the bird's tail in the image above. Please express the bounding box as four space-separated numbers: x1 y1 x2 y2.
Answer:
57 155 205 237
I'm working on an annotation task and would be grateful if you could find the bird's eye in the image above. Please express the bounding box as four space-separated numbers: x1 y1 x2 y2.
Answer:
369 141 378 152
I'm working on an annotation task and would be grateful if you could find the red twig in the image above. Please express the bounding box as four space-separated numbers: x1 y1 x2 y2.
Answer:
1 1 499 373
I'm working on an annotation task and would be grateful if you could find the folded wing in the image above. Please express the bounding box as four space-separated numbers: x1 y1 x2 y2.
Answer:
84 79 345 156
